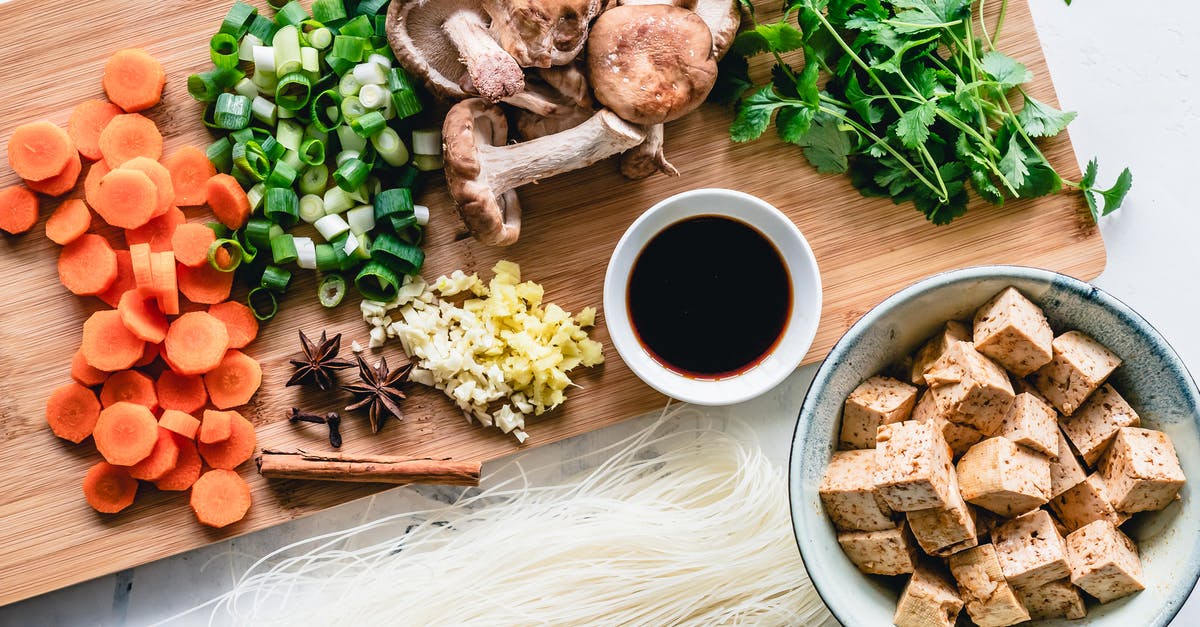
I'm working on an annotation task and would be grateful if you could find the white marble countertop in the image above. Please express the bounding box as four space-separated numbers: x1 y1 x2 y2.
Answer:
3 1 1200 625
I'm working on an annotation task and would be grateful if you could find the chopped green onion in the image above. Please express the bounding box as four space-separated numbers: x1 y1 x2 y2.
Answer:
308 27 333 50
412 128 443 170
247 15 277 42
234 77 258 100
336 124 367 153
252 45 276 73
312 0 347 23
315 243 339 271
261 265 293 294
207 222 231 238
388 68 423 118
238 33 263 62
252 69 278 94
338 74 361 98
299 137 325 165
371 127 409 166
276 119 304 151
356 0 390 15
210 32 241 69
208 238 246 272
333 158 370 191
280 149 304 172
367 53 393 70
277 104 296 119
349 110 386 138
314 213 351 240
271 233 299 265
273 25 304 79
300 46 321 73
309 89 343 132
299 194 326 223
340 15 374 38
318 273 347 307
187 68 244 102
300 164 329 195
251 95 278 125
232 140 270 181
246 183 267 211
261 136 286 161
294 236 318 269
274 1 309 27
220 1 257 38
229 127 254 145
414 204 430 226
352 232 372 260
374 188 414 224
324 54 355 76
245 218 273 250
268 223 285 241
371 232 425 274
336 150 360 167
347 204 376 234
355 260 401 301
358 83 387 109
305 122 329 143
265 187 300 228
352 61 387 85
206 137 233 174
323 185 354 214
266 160 299 189
247 286 279 320
332 36 367 62
373 14 388 36
215 94 252 130
340 95 366 121
275 71 312 111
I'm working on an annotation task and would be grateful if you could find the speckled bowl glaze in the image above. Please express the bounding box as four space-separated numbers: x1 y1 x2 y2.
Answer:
789 265 1200 626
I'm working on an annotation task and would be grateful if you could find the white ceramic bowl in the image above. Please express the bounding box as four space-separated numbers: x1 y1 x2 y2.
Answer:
603 188 822 405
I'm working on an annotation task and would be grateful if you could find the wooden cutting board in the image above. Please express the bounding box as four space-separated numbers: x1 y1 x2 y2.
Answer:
0 0 1103 606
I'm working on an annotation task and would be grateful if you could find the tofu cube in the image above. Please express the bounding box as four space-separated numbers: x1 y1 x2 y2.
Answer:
912 391 984 458
973 287 1055 376
1050 472 1122 532
1060 384 1141 466
996 392 1058 457
1049 429 1088 499
926 342 1015 435
839 375 919 449
893 563 965 627
910 320 972 386
837 522 921 576
1032 330 1122 416
948 544 1031 627
1018 579 1087 620
875 420 956 511
957 437 1051 517
1066 520 1145 603
819 449 895 531
992 509 1071 590
1099 427 1186 513
907 468 978 556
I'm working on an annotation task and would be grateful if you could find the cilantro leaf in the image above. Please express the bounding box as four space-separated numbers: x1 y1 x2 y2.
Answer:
980 51 1031 89
844 73 884 124
895 101 937 148
1080 157 1099 188
970 169 1005 205
1080 159 1133 220
777 105 816 143
730 87 788 142
1016 95 1077 138
709 54 752 105
997 134 1029 190
732 22 804 56
793 112 851 173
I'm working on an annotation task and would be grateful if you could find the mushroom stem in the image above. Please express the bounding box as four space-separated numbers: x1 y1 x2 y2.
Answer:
620 123 679 179
442 11 525 103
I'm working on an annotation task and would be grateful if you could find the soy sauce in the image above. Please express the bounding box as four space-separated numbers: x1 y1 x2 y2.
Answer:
627 215 791 379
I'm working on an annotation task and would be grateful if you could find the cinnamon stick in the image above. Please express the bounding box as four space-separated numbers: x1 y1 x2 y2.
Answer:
256 449 481 486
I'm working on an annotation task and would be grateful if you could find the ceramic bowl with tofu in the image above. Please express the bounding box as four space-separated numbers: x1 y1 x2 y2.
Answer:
789 265 1200 626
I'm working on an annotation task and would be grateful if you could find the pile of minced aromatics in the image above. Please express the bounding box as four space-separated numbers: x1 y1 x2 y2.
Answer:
822 287 1186 626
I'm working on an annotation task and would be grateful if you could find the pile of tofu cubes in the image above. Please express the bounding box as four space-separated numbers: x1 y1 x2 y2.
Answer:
820 287 1187 626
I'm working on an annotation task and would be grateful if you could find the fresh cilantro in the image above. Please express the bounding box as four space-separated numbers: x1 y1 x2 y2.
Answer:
1079 159 1133 220
793 111 851 173
895 101 936 148
980 51 1031 89
1017 95 1077 137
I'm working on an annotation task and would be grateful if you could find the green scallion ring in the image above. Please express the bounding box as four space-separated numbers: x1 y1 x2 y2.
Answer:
370 232 425 275
311 0 346 23
275 72 313 111
264 187 300 229
260 136 286 162
314 243 339 271
261 265 293 294
349 110 386 138
205 137 234 174
231 140 270 182
219 1 257 38
214 93 252 130
357 0 390 16
339 15 374 38
275 1 309 27
373 187 414 223
298 137 325 166
247 286 279 321
210 32 240 70
206 221 231 239
247 14 277 42
208 239 246 272
318 273 347 307
332 36 367 62
354 260 401 302
187 68 244 102
309 89 343 132
266 160 299 189
333 158 370 192
299 163 329 196
271 233 299 265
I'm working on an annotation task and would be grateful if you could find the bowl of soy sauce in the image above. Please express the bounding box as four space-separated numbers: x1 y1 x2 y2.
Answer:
604 188 822 405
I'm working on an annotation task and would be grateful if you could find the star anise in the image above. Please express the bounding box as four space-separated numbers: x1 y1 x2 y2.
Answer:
343 353 412 433
287 330 353 391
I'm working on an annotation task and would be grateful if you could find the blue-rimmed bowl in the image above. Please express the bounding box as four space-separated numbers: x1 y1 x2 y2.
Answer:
789 266 1200 626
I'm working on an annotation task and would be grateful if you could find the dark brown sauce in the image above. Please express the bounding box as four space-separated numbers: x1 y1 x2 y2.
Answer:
627 215 791 379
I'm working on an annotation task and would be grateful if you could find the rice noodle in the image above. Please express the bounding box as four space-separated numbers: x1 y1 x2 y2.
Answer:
165 404 833 626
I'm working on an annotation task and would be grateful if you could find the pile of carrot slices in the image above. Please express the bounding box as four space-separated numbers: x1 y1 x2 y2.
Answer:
6 48 261 528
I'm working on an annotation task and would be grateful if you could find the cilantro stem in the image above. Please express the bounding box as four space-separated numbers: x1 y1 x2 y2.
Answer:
979 0 1010 52
819 105 943 197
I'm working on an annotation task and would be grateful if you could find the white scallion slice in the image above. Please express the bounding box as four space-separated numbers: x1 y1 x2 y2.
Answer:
294 236 318 270
314 214 351 241
414 204 430 226
299 194 325 223
252 45 276 73
358 83 387 110
347 205 376 235
353 62 387 86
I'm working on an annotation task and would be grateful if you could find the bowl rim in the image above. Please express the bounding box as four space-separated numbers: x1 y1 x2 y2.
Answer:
787 264 1200 626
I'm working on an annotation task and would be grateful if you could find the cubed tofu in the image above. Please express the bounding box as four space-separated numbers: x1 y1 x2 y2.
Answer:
948 544 1031 627
910 320 972 386
820 449 895 531
1050 472 1122 532
837 522 921 576
912 391 985 458
997 392 1059 457
1065 520 1145 603
925 342 1015 435
1018 578 1087 620
992 509 1071 590
893 563 965 627
875 420 956 511
1049 429 1088 499
1060 384 1141 466
907 468 978 556
1099 427 1186 513
973 287 1055 376
839 375 919 449
957 437 1051 517
1031 331 1122 416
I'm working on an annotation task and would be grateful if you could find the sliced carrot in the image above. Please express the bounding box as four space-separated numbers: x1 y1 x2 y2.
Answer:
128 427 180 481
26 151 82 197
136 341 161 367
207 301 258 349
45 382 101 443
83 462 138 514
68 99 123 161
177 261 233 305
7 121 74 182
125 205 184 251
93 168 157 229
84 159 111 210
151 252 179 315
190 468 251 527
98 249 135 307
93 401 158 466
130 242 154 290
71 349 111 387
155 370 208 414
45 199 91 245
163 311 230 375
204 351 262 410
103 49 166 113
171 223 216 268
58 234 118 296
0 185 39 235
205 174 250 230
155 434 202 491
117 288 168 343
97 113 162 167
197 409 256 470
163 146 216 206
199 409 233 444
80 309 144 372
99 369 158 411
120 156 174 217
159 409 201 440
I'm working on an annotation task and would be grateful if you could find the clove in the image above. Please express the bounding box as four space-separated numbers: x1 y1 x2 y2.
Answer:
288 408 344 449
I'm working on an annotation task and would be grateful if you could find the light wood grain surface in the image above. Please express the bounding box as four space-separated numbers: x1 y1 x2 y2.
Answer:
0 0 1104 605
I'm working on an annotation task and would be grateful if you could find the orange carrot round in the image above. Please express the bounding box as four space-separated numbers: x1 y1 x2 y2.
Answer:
69 99 123 161
197 409 256 470
207 301 258 349
0 185 39 235
83 462 138 514
163 146 216 206
98 249 135 308
128 427 180 481
171 223 216 268
120 156 174 217
204 350 262 410
81 309 145 372
99 369 158 411
199 408 233 444
130 242 153 290
97 113 162 167
117 288 168 343
84 159 111 210
58 233 118 296
205 174 250 230
93 168 157 229
45 199 92 245
190 468 251 527
26 151 82 197
151 251 180 315
7 121 74 182
159 409 201 440
125 205 184 251
136 341 161 367
93 401 158 466
163 311 230 375
156 370 208 414
103 49 166 113
45 382 102 443
177 261 234 305
71 349 111 387
155 434 202 491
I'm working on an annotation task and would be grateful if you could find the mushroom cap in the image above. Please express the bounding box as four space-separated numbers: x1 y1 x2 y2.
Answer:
484 0 601 67
442 99 523 246
387 0 473 100
618 0 741 59
586 4 718 125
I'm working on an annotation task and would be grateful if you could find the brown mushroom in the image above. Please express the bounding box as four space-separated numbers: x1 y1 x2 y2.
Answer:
619 124 678 179
483 0 602 68
443 99 645 245
514 64 596 140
